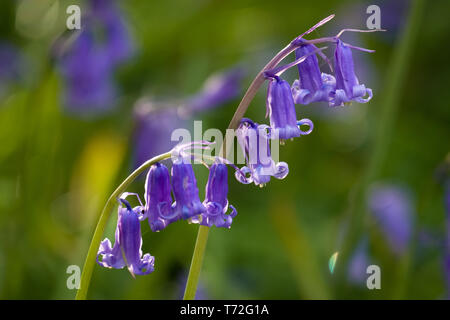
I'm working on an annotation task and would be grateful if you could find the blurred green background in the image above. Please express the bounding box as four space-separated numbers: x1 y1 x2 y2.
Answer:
0 0 449 299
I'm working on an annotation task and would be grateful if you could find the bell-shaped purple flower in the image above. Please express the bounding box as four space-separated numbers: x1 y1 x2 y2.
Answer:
266 75 301 140
236 118 289 186
133 101 185 168
97 199 155 276
195 162 237 228
292 40 336 105
330 40 372 107
171 157 206 220
368 183 414 256
144 163 178 232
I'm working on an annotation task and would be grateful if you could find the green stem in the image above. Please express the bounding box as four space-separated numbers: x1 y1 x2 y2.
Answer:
183 225 210 300
75 152 172 300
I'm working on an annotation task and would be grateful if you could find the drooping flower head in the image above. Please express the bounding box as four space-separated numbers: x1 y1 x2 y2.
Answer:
330 39 372 107
171 156 206 220
97 198 155 276
292 40 336 105
236 118 289 186
195 161 237 229
368 183 414 256
265 75 301 140
144 162 178 232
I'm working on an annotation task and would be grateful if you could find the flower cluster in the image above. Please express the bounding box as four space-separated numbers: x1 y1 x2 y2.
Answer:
234 20 375 186
97 144 240 275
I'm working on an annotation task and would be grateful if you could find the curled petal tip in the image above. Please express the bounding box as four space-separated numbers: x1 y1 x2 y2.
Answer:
297 119 314 135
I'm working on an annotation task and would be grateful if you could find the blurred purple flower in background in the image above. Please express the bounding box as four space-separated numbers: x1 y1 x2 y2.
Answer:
133 100 183 167
133 67 243 167
0 42 24 98
375 0 411 43
368 183 414 256
347 238 370 285
435 156 450 298
194 161 237 229
179 67 244 118
56 0 133 115
90 0 134 66
444 179 450 298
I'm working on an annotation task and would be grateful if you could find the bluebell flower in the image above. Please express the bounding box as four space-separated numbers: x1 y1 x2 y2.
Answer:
56 0 133 115
368 183 414 256
171 157 206 220
194 161 237 229
292 40 336 105
97 199 155 276
144 162 179 232
235 118 289 186
330 40 372 106
265 75 301 140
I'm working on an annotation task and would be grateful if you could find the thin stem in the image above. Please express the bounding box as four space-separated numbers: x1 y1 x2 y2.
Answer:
183 225 210 300
75 151 172 300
